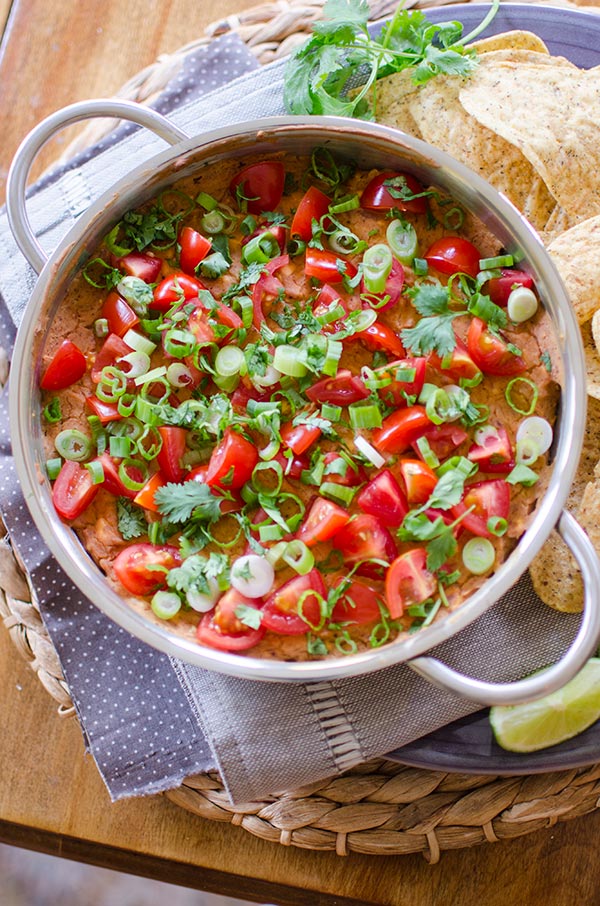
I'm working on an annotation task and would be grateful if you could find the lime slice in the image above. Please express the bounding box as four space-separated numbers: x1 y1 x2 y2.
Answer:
489 658 600 753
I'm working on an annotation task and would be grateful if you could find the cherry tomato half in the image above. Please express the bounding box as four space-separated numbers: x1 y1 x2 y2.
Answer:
385 548 436 619
52 459 100 520
485 269 534 307
333 514 397 577
91 333 133 383
134 471 167 512
356 470 408 527
205 430 258 490
305 370 369 407
96 452 144 500
274 449 311 481
346 321 405 358
280 420 322 456
467 426 514 474
101 291 139 338
252 254 289 327
376 357 427 408
262 570 327 635
424 237 481 279
230 161 285 215
114 252 162 283
427 337 481 383
452 479 510 539
113 543 181 597
361 258 405 311
373 405 432 454
466 318 527 376
330 578 384 625
197 590 266 652
152 272 205 312
305 248 357 284
397 459 438 506
360 171 428 215
178 226 212 275
85 396 123 424
296 498 350 547
40 340 87 391
322 452 366 488
291 186 331 242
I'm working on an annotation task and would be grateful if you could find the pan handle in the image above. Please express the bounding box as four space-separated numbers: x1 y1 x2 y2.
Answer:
6 99 190 275
407 510 600 706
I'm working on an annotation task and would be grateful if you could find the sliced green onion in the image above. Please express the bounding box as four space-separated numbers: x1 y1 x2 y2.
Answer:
213 373 240 393
151 591 182 621
135 396 160 425
335 631 359 655
282 540 315 576
413 257 428 276
516 416 553 460
122 329 156 356
273 345 308 378
196 191 218 211
415 435 440 469
119 350 151 379
265 541 289 569
163 328 196 359
139 375 170 404
386 220 418 265
505 377 539 416
321 403 342 422
316 301 345 326
186 581 220 613
166 363 193 388
230 553 275 597
201 210 227 234
328 194 359 214
43 398 62 424
109 435 132 458
298 589 326 631
259 523 285 543
507 286 538 323
118 458 149 491
251 460 283 497
136 425 163 461
94 317 109 338
46 458 62 480
215 345 245 378
506 463 539 487
320 482 356 507
134 365 168 387
117 277 153 313
354 435 385 468
462 537 495 574
328 229 361 255
55 429 92 462
348 402 382 431
96 366 127 402
322 339 343 377
242 231 280 265
487 516 508 536
362 243 393 293
478 254 514 270
85 460 105 485
259 436 281 462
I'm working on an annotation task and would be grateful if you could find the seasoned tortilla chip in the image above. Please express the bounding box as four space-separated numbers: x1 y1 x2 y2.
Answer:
581 318 600 401
529 396 600 612
406 75 555 232
471 30 549 56
459 57 600 222
372 70 424 138
547 216 600 324
592 309 600 357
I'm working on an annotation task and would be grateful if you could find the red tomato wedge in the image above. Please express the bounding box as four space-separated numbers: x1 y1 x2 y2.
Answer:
322 452 366 488
101 291 139 337
373 406 432 454
152 272 205 311
205 430 258 490
412 423 468 462
280 420 321 456
91 333 132 383
346 322 405 358
385 549 436 619
424 237 481 279
85 396 123 424
305 370 369 407
114 252 162 283
274 449 311 481
468 426 514 474
96 453 143 500
361 258 405 311
452 479 510 538
52 459 100 520
252 254 289 327
360 171 428 214
296 498 350 547
333 514 397 576
156 426 188 483
291 186 331 242
397 459 438 505
466 318 527 376
113 543 181 596
178 226 212 275
134 471 167 512
40 340 87 391
485 269 534 307
356 470 408 527
262 570 327 635
305 248 357 284
230 160 285 215
197 589 266 651
330 578 384 625
428 337 482 383
312 284 349 332
375 357 427 408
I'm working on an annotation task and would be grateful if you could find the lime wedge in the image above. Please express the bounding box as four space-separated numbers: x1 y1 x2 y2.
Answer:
489 658 600 753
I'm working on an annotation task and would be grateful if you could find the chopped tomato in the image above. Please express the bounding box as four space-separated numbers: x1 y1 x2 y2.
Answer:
252 254 289 327
485 269 534 307
291 186 331 242
330 578 384 625
373 405 432 454
333 514 397 577
346 321 405 358
361 258 405 311
91 333 132 383
375 357 427 408
230 160 285 215
360 171 428 215
385 549 436 619
322 452 366 488
262 570 327 635
178 226 212 275
85 396 123 424
101 291 139 337
40 340 87 391
296 498 350 547
397 459 438 505
424 237 481 279
52 459 100 521
356 470 408 527
113 543 181 596
452 479 511 539
274 449 311 481
96 452 143 500
205 430 258 490
114 252 162 283
305 248 357 284
134 471 167 512
468 426 514 474
466 317 527 375
152 272 205 311
231 381 275 413
156 426 188 483
412 423 468 462
280 419 321 456
312 284 349 332
428 337 481 383
305 370 369 407
197 588 266 651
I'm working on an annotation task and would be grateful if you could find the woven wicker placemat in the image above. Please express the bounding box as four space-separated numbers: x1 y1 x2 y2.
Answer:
3 0 600 862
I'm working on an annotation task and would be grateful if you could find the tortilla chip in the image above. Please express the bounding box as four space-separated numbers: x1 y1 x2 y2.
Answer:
547 215 600 324
529 395 600 612
591 308 600 357
459 57 600 222
373 70 424 138
472 30 549 56
580 319 600 401
405 75 555 232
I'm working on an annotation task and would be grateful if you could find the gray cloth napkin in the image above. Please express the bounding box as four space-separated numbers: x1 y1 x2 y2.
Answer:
0 27 585 806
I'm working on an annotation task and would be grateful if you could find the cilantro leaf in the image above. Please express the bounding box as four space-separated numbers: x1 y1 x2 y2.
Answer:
401 312 457 357
154 482 223 524
235 604 263 630
117 498 147 541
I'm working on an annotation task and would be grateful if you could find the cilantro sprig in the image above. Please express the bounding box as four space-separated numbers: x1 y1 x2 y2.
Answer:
283 0 499 119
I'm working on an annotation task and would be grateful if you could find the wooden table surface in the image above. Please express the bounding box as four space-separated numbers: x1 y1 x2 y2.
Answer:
2 1 600 904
